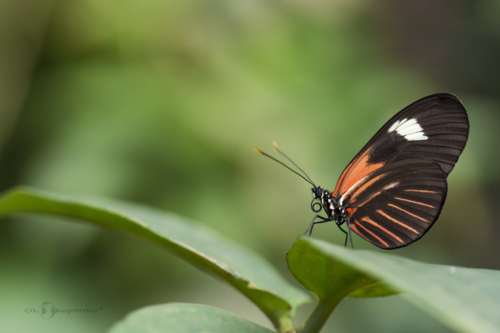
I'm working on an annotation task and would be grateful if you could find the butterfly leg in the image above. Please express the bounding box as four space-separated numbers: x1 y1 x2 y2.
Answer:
303 215 331 236
303 215 318 236
347 218 354 249
337 220 354 249
337 224 348 246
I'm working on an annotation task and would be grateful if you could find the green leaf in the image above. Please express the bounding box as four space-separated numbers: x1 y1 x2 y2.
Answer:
287 237 385 333
288 237 500 333
347 281 398 298
0 186 311 331
108 303 274 333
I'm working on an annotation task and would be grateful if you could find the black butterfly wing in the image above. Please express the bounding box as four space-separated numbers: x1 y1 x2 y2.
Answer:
333 93 468 197
342 159 447 249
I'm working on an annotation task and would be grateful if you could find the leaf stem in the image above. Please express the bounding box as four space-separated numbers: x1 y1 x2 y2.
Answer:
297 276 373 333
277 315 296 332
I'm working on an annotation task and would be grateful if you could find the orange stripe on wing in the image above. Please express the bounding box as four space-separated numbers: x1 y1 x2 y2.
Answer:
376 209 418 234
333 143 384 196
346 207 357 216
350 174 386 202
354 190 382 207
355 222 389 247
351 182 399 208
388 204 429 223
404 189 438 194
361 216 403 243
394 197 435 208
349 223 371 242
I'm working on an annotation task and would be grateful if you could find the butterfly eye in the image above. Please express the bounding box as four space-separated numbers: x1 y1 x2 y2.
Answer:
315 188 323 198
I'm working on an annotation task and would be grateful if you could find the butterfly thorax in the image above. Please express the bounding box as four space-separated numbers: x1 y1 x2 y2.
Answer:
311 187 347 225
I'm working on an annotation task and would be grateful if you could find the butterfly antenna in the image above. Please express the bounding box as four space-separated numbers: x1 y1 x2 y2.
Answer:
272 141 316 187
254 147 315 187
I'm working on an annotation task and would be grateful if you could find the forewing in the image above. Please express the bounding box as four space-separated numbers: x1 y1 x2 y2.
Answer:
333 93 468 197
343 159 447 250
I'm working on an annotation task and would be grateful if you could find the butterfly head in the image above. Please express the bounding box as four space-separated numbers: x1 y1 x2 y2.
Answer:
312 186 323 199
310 186 324 213
311 186 335 215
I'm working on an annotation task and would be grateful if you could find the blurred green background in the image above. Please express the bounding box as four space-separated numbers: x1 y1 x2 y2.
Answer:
0 1 498 332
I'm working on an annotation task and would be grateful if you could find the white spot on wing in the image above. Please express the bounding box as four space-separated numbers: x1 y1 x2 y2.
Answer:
389 117 428 141
396 118 416 131
388 120 400 133
398 118 408 126
384 182 399 190
398 123 423 136
405 132 428 141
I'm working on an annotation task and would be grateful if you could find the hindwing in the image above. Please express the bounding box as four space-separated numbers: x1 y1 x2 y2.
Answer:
342 159 447 249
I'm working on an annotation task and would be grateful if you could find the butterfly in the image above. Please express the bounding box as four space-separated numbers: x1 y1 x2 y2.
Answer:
255 93 469 249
